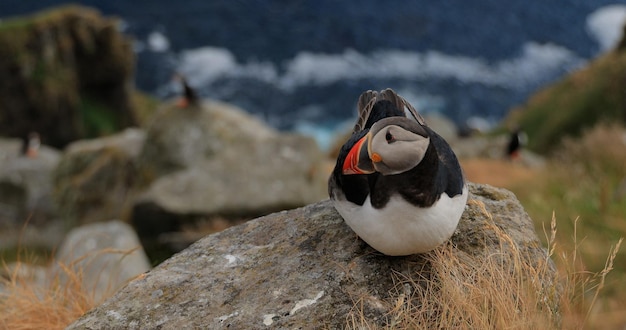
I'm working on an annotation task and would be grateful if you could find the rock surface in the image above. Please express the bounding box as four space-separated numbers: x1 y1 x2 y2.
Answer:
137 100 277 181
0 138 61 227
54 220 151 302
68 183 554 329
138 131 326 217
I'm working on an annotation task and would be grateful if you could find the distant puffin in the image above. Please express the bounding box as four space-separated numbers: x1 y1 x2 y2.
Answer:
21 132 40 158
506 127 527 160
328 89 468 256
173 73 199 108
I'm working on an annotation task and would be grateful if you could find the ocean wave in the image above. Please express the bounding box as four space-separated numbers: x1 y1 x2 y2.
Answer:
178 46 278 86
176 42 583 91
586 4 626 53
148 31 170 52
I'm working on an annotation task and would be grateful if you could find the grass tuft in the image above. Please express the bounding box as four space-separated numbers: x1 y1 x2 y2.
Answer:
346 211 622 329
0 248 137 330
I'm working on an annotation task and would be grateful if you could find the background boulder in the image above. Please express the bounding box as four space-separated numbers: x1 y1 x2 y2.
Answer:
137 100 278 182
0 220 151 304
52 128 145 226
68 183 556 329
132 101 328 255
0 139 61 226
0 138 63 253
53 220 151 302
0 5 139 148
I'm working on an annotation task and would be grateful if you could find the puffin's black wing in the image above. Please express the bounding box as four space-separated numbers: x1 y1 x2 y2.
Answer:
379 89 427 126
354 90 378 132
506 131 521 156
426 126 465 198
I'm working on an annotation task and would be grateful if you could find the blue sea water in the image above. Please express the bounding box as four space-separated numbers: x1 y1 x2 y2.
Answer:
2 1 626 148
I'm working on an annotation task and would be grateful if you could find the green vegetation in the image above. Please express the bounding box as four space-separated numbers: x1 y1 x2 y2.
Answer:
508 123 626 327
79 96 119 137
506 52 626 153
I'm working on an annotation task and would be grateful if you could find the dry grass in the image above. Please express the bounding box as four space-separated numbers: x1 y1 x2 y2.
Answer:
0 248 136 330
346 212 622 330
461 158 538 188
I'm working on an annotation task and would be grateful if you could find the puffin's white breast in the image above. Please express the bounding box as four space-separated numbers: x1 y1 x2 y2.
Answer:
333 186 468 256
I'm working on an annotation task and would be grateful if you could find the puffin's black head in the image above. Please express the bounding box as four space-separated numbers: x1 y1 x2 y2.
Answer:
343 116 430 176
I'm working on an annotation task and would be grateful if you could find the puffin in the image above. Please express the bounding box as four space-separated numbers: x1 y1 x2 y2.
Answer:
328 89 468 256
505 126 527 160
173 73 199 108
20 132 41 158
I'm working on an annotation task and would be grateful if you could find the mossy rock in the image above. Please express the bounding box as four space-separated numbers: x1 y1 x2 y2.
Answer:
0 5 154 148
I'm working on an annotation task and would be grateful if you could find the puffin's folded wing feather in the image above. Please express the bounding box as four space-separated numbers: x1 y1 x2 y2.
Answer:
380 88 427 126
355 90 378 132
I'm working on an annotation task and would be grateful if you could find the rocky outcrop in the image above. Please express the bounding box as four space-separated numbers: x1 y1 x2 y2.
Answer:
45 99 328 261
131 101 328 252
68 183 557 329
0 5 137 148
52 128 145 225
137 100 280 181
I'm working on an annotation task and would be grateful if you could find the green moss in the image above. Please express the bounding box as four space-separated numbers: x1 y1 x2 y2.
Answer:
0 5 138 147
79 96 119 137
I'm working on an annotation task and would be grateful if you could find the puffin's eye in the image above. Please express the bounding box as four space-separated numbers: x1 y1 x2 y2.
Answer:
385 131 395 143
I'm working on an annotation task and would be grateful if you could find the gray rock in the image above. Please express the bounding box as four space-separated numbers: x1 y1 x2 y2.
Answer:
68 183 555 329
0 138 61 229
64 128 146 159
0 141 62 254
54 220 151 302
52 129 145 225
132 101 328 245
140 133 326 217
137 100 276 181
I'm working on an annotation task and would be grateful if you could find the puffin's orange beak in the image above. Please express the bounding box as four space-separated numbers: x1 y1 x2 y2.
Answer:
342 133 375 175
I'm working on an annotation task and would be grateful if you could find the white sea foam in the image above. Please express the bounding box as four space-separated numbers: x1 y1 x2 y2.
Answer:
176 42 582 91
178 47 277 85
586 5 626 53
148 31 170 52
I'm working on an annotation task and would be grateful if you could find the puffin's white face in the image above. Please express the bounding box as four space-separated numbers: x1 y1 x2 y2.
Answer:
368 123 430 175
342 117 430 176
